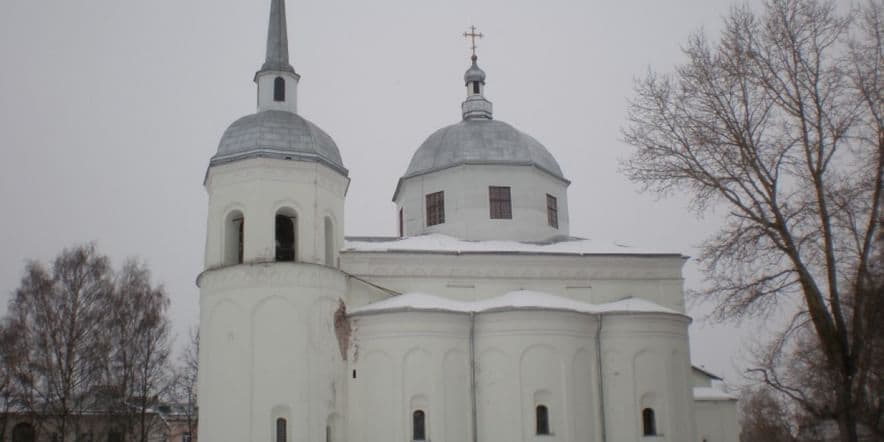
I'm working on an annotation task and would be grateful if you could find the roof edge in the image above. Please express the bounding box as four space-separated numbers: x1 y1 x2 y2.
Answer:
392 162 570 201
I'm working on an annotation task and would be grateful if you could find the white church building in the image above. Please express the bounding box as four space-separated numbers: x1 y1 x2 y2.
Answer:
196 1 740 442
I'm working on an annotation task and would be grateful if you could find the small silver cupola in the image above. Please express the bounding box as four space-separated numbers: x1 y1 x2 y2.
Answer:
461 26 492 120
255 0 300 113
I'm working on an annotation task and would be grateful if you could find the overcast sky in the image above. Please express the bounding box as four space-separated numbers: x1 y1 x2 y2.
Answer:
0 0 785 385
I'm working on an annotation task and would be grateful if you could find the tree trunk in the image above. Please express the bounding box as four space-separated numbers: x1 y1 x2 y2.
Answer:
836 381 859 442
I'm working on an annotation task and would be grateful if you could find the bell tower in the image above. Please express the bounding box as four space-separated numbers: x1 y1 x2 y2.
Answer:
197 1 349 441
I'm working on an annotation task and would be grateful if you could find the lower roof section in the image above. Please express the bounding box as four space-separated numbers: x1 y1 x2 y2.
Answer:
348 290 684 317
343 233 684 257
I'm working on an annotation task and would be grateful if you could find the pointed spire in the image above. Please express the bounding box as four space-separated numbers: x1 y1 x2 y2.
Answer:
261 0 295 74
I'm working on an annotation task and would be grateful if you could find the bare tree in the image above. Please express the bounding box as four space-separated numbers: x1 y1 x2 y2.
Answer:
170 327 198 440
621 1 883 441
3 245 174 442
7 244 114 441
0 320 21 441
739 387 797 442
105 259 172 442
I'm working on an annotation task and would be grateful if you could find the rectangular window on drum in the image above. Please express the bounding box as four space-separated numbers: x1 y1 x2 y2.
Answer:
489 186 512 219
546 194 558 228
426 191 445 226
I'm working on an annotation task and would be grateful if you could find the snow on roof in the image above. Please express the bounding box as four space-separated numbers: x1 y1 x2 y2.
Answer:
343 234 681 256
693 387 738 401
349 290 681 316
692 365 724 381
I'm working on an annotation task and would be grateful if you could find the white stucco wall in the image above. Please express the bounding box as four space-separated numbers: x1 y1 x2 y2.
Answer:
204 158 347 269
199 156 349 442
347 312 471 442
395 164 569 241
256 70 300 113
599 313 696 442
340 252 688 313
694 400 739 442
347 307 696 442
198 263 348 442
473 310 602 442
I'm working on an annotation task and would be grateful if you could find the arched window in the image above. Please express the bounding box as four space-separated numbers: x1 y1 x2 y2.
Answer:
412 410 426 441
12 423 35 442
642 408 657 436
536 405 550 435
324 217 334 266
275 211 296 262
225 211 244 265
274 77 285 102
276 418 287 442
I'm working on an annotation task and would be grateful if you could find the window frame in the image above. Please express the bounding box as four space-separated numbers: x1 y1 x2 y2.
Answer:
426 191 445 226
546 194 558 229
489 186 513 219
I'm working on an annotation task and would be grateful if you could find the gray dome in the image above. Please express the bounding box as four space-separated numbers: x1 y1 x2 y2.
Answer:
211 110 347 175
403 119 566 181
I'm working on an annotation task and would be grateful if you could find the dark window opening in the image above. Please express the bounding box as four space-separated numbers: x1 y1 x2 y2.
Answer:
12 423 35 442
546 194 558 229
324 217 334 266
472 82 480 94
325 426 331 442
489 186 512 219
399 208 404 237
274 77 285 102
276 214 296 262
237 218 244 263
536 405 550 435
276 418 287 442
426 191 445 226
642 408 657 436
412 410 426 441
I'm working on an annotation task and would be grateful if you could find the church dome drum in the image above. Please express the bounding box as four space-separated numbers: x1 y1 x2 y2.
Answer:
211 110 346 174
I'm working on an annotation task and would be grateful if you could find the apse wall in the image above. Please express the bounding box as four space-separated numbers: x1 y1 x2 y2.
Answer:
347 307 695 442
600 312 696 441
473 310 602 442
347 311 472 442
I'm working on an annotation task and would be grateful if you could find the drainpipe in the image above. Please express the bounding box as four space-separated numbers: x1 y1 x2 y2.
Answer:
595 315 607 442
470 312 478 442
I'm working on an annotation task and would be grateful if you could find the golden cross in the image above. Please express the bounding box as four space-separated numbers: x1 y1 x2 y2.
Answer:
463 25 483 57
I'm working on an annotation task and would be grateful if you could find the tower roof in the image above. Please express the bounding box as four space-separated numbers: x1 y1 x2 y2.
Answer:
260 0 295 74
209 0 346 176
212 110 346 175
464 55 486 84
